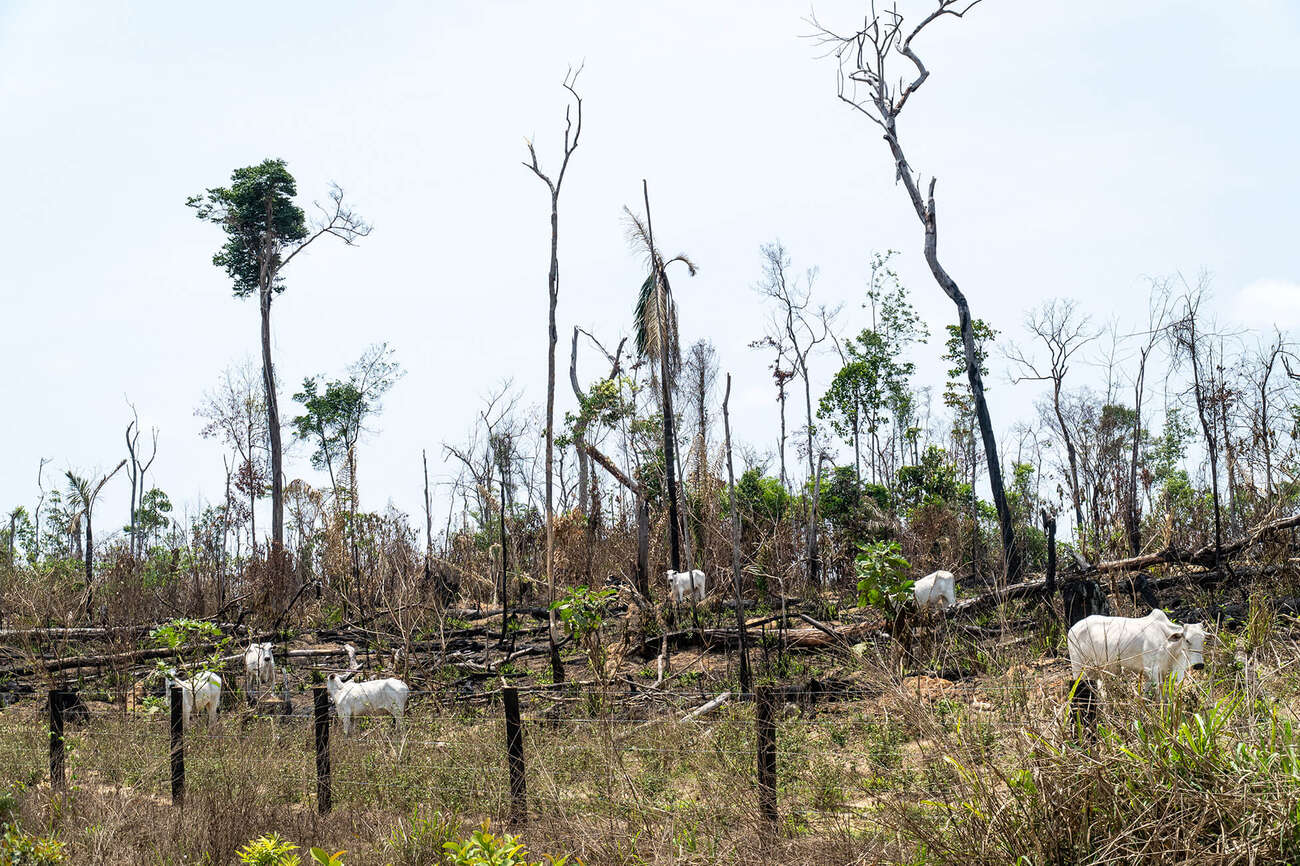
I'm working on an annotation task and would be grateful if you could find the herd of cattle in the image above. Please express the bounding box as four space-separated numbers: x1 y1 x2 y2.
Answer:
161 567 1209 730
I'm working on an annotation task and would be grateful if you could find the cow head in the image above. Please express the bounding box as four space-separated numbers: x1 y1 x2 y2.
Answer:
1182 623 1207 670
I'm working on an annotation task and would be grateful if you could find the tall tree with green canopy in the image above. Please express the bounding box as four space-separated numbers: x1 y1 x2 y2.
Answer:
188 159 370 555
293 344 402 613
625 183 697 575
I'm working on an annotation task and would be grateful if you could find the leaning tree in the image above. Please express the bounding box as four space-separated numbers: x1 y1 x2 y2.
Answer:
816 0 1022 579
188 159 370 557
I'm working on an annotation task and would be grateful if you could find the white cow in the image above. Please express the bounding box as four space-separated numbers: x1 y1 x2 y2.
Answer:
1068 608 1207 688
666 569 707 604
914 570 956 612
165 669 222 729
244 642 276 697
326 673 409 735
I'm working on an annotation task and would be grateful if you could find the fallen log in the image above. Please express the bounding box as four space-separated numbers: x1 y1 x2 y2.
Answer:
2 631 278 678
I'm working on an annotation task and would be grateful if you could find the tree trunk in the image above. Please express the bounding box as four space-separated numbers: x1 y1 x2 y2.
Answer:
570 328 589 517
423 449 433 592
544 195 563 684
722 374 750 694
1052 382 1087 554
1041 509 1056 595
882 127 1021 581
1127 349 1148 557
260 289 284 553
801 360 820 584
643 182 682 574
499 459 510 649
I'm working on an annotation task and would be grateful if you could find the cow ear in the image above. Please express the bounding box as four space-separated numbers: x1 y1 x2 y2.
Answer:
1168 631 1184 643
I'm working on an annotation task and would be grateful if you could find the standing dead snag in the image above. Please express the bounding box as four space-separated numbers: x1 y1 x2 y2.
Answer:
1006 299 1099 555
523 66 583 685
815 0 1022 580
723 374 751 694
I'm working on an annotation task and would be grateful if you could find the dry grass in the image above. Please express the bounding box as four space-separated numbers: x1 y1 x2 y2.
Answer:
5 598 1300 863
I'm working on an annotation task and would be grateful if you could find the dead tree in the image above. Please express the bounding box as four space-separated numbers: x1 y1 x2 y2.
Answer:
124 401 159 559
1006 300 1097 555
1171 281 1224 569
755 242 837 585
816 0 1023 579
722 374 751 694
523 66 583 685
1123 282 1173 556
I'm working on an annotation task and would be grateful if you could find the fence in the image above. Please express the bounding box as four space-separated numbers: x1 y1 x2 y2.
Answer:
0 672 1075 853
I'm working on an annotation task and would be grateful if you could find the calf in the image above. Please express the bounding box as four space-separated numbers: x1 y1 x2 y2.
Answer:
666 569 707 604
913 570 956 612
244 642 276 698
326 673 409 735
1068 608 1207 688
165 669 222 729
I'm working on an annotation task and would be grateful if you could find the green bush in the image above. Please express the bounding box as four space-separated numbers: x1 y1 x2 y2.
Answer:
442 821 574 866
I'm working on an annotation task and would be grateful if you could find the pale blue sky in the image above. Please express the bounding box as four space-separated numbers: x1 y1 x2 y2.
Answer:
2 0 1297 536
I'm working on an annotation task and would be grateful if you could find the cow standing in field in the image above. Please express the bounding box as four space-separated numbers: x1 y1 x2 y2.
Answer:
244 642 276 701
326 673 409 735
666 569 707 604
914 570 956 612
1068 608 1207 689
166 669 222 729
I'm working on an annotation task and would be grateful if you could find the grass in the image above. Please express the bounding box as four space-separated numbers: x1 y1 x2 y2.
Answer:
4 603 1300 863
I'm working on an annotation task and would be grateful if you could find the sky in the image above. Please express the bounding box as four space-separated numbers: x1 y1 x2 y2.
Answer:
2 0 1298 540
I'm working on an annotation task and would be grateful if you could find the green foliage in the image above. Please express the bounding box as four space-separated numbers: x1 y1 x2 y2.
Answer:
0 826 66 865
187 159 308 298
149 618 229 676
941 319 998 413
854 540 912 613
723 469 790 524
441 821 572 866
124 487 172 543
386 808 459 865
818 252 927 475
550 586 615 639
309 848 346 866
292 344 402 489
236 834 302 866
895 445 959 511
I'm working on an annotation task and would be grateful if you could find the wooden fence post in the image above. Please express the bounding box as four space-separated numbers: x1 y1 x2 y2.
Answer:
48 689 69 790
503 686 527 825
756 685 778 830
169 685 184 807
313 686 332 815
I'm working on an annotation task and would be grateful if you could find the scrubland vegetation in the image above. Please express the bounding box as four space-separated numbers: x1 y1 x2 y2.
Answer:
4 1 1300 863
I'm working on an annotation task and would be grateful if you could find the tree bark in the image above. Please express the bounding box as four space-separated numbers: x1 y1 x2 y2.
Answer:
886 134 1020 578
260 288 284 554
722 374 750 694
643 181 682 574
570 328 589 517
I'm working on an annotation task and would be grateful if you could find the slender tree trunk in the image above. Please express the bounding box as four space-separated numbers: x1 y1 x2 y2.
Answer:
778 385 789 491
723 374 750 693
423 449 433 590
882 125 1021 580
544 195 564 683
800 359 820 584
643 181 682 574
1127 349 1148 557
570 328 589 517
260 289 284 554
499 458 510 648
84 510 93 600
1051 382 1086 555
